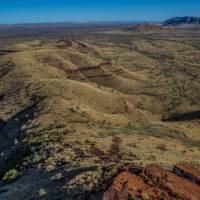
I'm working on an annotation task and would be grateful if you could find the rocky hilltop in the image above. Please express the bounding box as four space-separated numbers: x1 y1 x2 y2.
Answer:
164 16 200 26
103 162 200 200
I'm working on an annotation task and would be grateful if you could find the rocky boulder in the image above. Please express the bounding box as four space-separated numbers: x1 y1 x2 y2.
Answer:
56 38 73 48
103 163 200 200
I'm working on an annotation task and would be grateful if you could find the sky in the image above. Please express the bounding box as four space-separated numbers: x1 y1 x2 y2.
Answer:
0 0 199 24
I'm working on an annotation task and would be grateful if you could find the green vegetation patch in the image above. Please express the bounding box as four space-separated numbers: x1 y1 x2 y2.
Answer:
2 169 20 183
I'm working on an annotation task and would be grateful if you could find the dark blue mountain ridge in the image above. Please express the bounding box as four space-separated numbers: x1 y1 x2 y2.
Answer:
164 16 200 26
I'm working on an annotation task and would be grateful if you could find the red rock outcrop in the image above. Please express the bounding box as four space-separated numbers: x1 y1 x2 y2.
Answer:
103 163 200 200
173 162 200 185
111 171 169 199
145 164 200 200
103 189 127 200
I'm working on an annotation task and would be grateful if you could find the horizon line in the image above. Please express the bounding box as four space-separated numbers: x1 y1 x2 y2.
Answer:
0 20 162 26
0 16 199 26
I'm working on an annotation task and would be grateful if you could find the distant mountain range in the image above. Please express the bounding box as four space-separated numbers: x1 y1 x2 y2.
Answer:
164 17 200 26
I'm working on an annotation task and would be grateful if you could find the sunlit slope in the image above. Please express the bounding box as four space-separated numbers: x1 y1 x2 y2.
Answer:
0 34 200 197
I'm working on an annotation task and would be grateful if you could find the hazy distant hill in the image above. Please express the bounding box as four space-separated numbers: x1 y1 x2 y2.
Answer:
127 23 164 32
164 16 200 26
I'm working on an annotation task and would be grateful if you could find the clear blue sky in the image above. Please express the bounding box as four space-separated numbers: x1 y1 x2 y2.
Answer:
0 0 199 24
